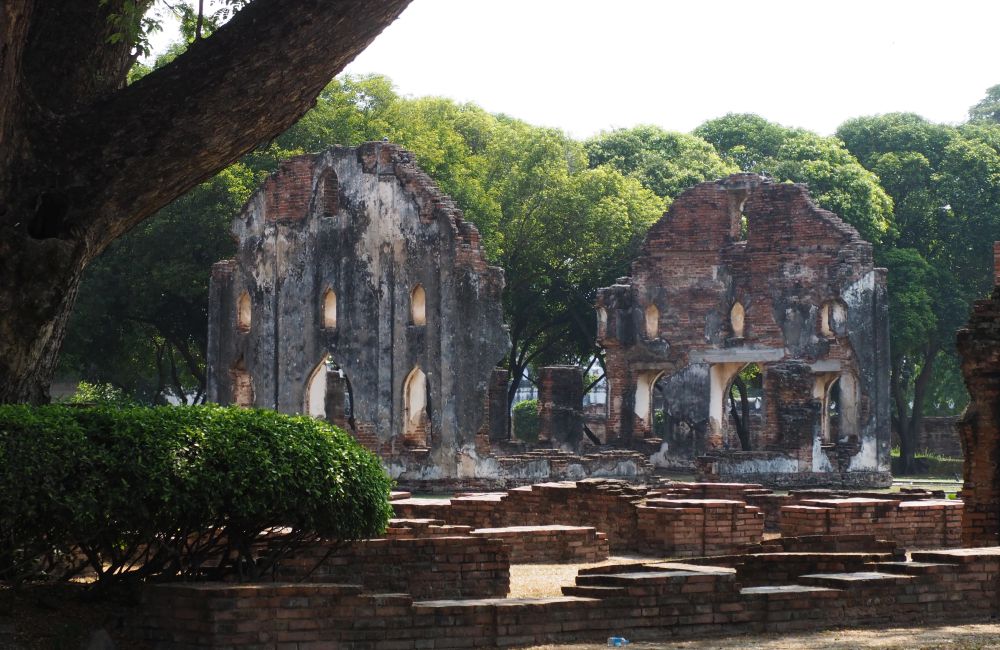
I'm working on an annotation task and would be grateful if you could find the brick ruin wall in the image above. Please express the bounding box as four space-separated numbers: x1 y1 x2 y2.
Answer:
274 535 509 600
956 241 1000 546
132 547 1000 648
596 175 891 488
205 143 653 487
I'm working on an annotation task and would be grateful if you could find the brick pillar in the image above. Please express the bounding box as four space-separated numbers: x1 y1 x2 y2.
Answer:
478 368 510 444
994 241 1000 286
762 361 820 468
957 283 1000 546
537 366 584 451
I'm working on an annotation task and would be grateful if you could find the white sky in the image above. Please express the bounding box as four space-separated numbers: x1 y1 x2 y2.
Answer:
150 1 1000 139
339 0 1000 138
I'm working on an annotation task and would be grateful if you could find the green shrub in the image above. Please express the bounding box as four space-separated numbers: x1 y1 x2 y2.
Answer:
62 381 137 408
0 404 392 586
512 399 539 442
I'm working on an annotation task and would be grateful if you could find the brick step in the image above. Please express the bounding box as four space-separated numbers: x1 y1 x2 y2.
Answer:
740 584 841 596
561 585 629 598
869 561 955 575
575 570 719 587
797 571 914 589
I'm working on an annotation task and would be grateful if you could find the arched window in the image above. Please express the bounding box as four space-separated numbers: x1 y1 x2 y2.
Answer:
320 168 339 218
322 288 337 329
304 358 328 419
731 302 745 338
403 366 429 447
644 304 659 340
237 290 252 332
411 284 426 326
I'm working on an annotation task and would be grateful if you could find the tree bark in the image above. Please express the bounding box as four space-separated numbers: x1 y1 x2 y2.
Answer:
0 0 412 403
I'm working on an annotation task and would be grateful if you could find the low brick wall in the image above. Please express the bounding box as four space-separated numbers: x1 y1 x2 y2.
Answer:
274 535 509 599
394 479 763 556
635 499 764 556
469 525 609 563
780 498 962 548
131 547 1000 648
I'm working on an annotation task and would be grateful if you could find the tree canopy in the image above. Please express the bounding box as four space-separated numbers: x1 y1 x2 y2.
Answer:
0 0 411 404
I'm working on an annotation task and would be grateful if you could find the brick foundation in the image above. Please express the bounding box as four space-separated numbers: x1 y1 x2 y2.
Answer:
469 525 609 563
274 535 509 600
131 547 1000 648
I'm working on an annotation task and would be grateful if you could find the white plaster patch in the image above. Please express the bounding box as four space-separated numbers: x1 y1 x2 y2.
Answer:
848 434 879 471
812 436 835 472
843 270 876 309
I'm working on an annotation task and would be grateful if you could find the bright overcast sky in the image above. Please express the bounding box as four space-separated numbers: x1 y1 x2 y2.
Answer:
337 0 1000 138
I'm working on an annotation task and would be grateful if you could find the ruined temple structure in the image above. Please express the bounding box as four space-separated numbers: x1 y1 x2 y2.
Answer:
956 242 1000 546
596 174 891 487
206 143 509 479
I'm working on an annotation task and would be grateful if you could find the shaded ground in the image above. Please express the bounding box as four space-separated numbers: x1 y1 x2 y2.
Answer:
525 624 1000 649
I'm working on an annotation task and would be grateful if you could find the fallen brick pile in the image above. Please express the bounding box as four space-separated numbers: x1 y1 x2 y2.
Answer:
132 547 1000 648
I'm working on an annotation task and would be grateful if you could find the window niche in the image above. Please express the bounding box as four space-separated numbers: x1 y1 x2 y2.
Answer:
596 307 608 338
403 366 429 447
322 288 337 329
820 301 847 337
644 304 659 340
236 291 252 332
731 302 745 338
319 168 339 218
411 284 426 326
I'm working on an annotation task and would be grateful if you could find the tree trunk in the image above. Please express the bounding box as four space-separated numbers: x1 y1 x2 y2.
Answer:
728 376 752 451
0 0 412 403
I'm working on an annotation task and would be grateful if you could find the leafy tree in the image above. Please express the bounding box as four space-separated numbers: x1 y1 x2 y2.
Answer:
837 113 1000 470
0 0 411 404
584 126 738 202
60 165 256 403
969 84 1000 124
695 114 893 245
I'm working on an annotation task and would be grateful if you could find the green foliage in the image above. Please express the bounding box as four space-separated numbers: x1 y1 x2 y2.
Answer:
584 125 738 203
0 405 392 585
969 84 1000 124
837 114 1000 424
695 113 893 245
584 125 739 202
512 399 540 443
62 381 137 408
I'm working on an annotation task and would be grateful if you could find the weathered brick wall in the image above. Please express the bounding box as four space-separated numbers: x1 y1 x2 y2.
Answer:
132 547 1000 648
892 416 962 458
469 525 609 563
635 499 763 556
596 175 891 488
780 497 962 548
274 536 509 600
957 278 1000 546
536 365 584 450
206 142 509 481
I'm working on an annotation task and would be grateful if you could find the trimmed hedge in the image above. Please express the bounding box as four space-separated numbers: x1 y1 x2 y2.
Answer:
0 404 392 585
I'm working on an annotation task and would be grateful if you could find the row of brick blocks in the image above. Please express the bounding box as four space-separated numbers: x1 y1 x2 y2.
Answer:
392 480 766 556
392 480 963 555
131 547 1000 648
